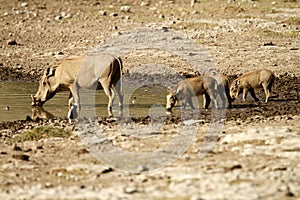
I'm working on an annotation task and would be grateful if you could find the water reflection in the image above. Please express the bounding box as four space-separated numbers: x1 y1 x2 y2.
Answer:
0 82 69 121
31 106 55 120
0 82 170 122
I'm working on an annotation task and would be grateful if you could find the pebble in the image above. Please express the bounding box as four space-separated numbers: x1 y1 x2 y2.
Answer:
12 154 30 161
140 2 150 6
99 10 107 16
137 165 149 172
13 145 22 151
120 6 131 13
21 2 28 7
55 12 72 20
110 13 118 17
7 39 18 45
124 186 138 194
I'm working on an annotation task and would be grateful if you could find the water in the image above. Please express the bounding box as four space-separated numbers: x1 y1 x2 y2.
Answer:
0 82 170 122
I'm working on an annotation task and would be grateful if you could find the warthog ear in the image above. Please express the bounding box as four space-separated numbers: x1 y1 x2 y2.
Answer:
46 67 56 78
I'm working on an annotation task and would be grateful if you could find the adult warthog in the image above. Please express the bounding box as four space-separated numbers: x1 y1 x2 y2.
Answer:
68 54 123 119
31 54 123 119
166 76 218 111
214 74 232 108
230 69 275 103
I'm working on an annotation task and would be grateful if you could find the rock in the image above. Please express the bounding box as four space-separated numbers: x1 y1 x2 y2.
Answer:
21 2 28 7
159 14 165 19
183 119 205 125
12 154 30 161
7 39 17 45
110 13 118 17
55 12 72 20
263 41 276 46
101 167 113 174
190 0 197 7
99 10 107 16
55 15 63 20
140 2 150 6
124 186 138 194
120 6 131 12
13 145 22 151
137 165 149 172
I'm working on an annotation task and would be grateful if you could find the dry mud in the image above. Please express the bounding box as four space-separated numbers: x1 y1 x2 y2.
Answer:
1 0 300 199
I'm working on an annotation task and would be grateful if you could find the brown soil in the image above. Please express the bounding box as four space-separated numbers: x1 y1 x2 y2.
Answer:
1 0 300 199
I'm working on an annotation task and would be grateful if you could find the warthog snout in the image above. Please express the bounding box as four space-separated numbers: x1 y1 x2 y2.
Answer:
165 106 172 112
31 95 43 106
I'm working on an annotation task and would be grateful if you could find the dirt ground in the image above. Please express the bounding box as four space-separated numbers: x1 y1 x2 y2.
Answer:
0 0 300 199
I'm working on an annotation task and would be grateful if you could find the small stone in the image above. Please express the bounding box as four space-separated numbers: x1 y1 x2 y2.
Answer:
57 172 63 177
7 39 17 45
21 2 28 7
13 145 22 151
101 167 113 174
140 2 150 6
79 185 86 189
99 10 107 16
124 186 138 194
55 15 63 20
137 165 149 172
12 154 29 161
92 2 100 6
110 13 118 17
45 182 53 188
120 6 131 12
263 41 275 46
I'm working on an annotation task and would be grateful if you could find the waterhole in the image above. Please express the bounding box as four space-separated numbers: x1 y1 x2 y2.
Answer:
1 82 189 122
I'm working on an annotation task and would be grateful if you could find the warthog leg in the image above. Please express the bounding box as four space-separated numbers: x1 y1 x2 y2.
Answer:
249 88 259 102
68 92 73 109
203 93 211 109
187 97 195 109
68 84 80 120
113 84 123 109
262 83 271 103
103 85 114 117
242 88 249 102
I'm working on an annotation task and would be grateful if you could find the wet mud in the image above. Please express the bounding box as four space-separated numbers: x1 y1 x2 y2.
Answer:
0 74 299 134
